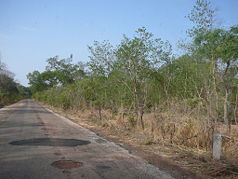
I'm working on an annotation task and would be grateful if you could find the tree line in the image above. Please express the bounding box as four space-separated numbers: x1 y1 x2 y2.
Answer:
28 0 237 148
0 60 30 107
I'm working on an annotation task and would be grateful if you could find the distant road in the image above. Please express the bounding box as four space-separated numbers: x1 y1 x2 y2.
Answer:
0 99 173 179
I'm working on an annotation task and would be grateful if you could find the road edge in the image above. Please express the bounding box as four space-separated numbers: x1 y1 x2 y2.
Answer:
37 101 201 179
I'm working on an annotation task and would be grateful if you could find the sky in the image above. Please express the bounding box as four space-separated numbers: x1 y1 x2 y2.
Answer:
0 0 237 86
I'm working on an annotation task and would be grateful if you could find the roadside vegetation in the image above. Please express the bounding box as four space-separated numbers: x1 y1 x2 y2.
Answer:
28 0 238 177
0 60 29 107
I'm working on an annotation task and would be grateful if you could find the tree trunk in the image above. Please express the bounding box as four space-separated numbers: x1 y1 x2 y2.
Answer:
234 92 238 125
98 105 102 120
210 58 218 129
223 88 229 125
137 108 144 130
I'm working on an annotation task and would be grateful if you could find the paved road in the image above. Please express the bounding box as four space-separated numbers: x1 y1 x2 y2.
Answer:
0 99 173 179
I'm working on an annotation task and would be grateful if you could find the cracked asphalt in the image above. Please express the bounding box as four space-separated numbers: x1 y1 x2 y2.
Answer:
0 99 174 179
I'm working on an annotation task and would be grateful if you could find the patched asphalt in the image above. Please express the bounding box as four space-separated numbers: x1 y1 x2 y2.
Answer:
0 99 174 179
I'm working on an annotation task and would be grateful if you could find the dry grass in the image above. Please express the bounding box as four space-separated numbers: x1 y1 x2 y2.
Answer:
40 101 238 178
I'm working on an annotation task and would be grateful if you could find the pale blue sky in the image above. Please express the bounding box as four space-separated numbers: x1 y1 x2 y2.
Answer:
0 0 237 86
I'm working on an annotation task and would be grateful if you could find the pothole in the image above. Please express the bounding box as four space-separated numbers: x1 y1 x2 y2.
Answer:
9 138 91 147
51 160 83 169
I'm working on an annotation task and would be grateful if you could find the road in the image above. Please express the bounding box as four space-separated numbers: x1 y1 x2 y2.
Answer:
0 99 174 179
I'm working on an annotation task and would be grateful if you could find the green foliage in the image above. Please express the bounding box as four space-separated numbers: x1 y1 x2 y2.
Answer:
29 1 238 127
0 61 29 106
27 55 85 94
187 0 215 37
88 41 115 76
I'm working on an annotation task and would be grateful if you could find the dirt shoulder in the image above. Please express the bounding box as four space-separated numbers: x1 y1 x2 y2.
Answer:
39 102 238 179
80 125 202 179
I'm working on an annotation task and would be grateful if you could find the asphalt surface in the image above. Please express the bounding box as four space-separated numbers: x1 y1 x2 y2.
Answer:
0 99 174 179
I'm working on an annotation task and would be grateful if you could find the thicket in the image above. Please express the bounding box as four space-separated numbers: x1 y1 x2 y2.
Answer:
0 61 29 107
29 0 238 159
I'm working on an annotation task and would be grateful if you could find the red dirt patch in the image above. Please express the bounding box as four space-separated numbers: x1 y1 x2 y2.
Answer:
51 160 83 169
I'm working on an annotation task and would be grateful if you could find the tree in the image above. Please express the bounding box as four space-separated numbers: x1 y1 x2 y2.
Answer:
116 27 172 129
0 60 25 106
193 26 238 125
88 41 115 77
46 55 85 85
27 71 48 93
27 55 86 93
187 0 215 37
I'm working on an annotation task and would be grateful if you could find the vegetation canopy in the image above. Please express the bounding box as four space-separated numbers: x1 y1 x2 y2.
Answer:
26 0 238 173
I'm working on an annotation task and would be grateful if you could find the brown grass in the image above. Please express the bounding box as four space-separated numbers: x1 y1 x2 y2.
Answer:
39 101 238 178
